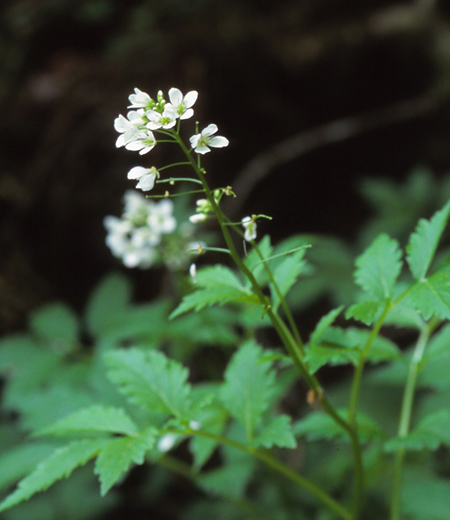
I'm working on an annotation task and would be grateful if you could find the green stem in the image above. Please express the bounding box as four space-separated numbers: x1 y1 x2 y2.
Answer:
170 129 362 517
166 427 353 520
390 319 437 520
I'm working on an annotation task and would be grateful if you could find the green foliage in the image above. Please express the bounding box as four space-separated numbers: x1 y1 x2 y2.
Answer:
354 233 402 301
3 170 450 520
219 341 276 442
105 348 192 418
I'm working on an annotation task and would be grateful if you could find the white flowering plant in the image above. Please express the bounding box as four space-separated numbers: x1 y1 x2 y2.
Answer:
1 89 450 520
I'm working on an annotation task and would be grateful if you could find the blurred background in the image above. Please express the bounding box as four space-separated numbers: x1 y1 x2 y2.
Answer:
1 0 450 332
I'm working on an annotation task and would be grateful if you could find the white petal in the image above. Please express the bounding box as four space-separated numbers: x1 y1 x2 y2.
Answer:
184 91 198 108
137 173 157 191
168 88 183 106
194 144 211 154
202 124 218 137
127 166 148 180
179 108 194 120
208 136 229 148
189 134 200 147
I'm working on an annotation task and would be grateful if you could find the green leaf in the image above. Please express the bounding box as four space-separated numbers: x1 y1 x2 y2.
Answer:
94 427 157 495
0 443 56 492
384 409 450 452
345 300 382 325
220 341 276 441
354 233 402 301
294 410 384 443
406 266 450 320
36 406 138 437
309 306 343 345
252 415 296 449
170 265 258 319
105 348 192 418
401 468 450 520
85 273 132 337
29 303 79 353
0 438 108 512
270 249 307 310
407 200 450 280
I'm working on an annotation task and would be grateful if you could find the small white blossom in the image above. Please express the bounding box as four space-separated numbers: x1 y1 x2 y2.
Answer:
147 199 177 234
128 87 153 109
189 213 208 224
166 88 198 119
124 129 156 155
127 166 159 191
157 433 177 453
242 216 257 242
122 245 156 269
114 110 146 148
146 105 178 130
190 124 229 154
189 263 197 283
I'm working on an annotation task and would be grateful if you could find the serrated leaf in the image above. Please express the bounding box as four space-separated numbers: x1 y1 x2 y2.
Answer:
270 249 307 310
294 410 383 443
384 409 450 452
36 406 138 437
0 443 56 492
309 307 343 345
306 327 400 373
406 267 450 320
170 265 257 319
252 415 296 449
345 300 381 325
354 233 402 301
105 348 192 418
407 200 450 280
94 427 157 495
220 341 276 441
0 438 109 512
29 303 79 352
425 323 450 362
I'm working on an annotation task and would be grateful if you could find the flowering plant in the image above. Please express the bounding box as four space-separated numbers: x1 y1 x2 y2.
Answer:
1 88 450 520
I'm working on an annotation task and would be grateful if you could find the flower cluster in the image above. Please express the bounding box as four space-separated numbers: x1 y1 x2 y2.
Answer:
104 191 177 268
114 87 229 193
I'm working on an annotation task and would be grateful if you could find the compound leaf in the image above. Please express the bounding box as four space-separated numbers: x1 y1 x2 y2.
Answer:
252 415 296 449
170 266 257 319
406 267 450 320
220 341 276 442
95 427 157 495
407 200 450 281
105 348 192 418
37 406 138 437
0 438 108 513
354 233 402 301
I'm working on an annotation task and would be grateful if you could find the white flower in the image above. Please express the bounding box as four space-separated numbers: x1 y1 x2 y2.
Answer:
166 88 198 120
189 124 229 154
128 88 153 109
127 166 159 191
114 110 146 148
104 216 132 257
123 190 150 221
124 129 156 155
189 263 197 283
147 199 177 234
146 105 178 130
122 245 156 269
189 213 207 224
242 216 257 242
157 433 177 453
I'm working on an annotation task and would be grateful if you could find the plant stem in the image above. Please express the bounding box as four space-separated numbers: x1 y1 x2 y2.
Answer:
167 427 353 520
390 319 436 520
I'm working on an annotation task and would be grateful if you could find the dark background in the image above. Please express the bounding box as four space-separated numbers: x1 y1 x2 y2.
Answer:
2 0 450 333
